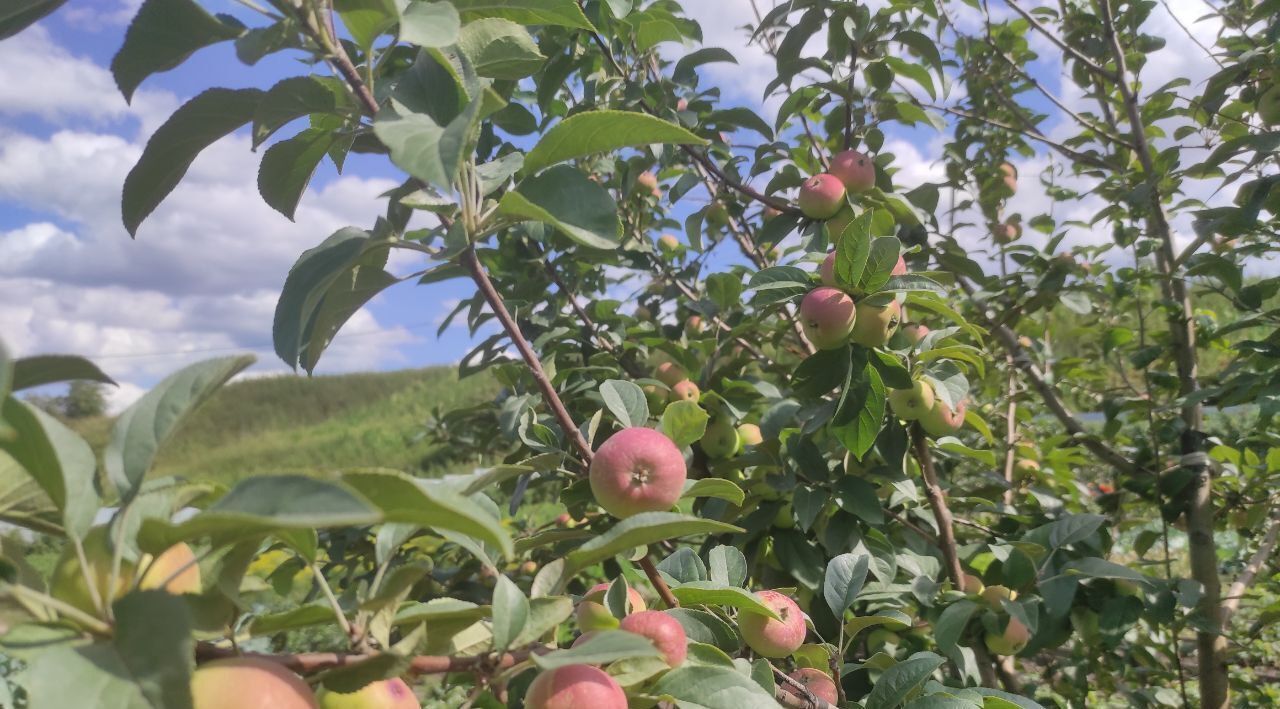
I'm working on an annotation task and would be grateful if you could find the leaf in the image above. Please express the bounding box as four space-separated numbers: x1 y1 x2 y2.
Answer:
138 475 381 551
258 127 337 220
0 0 69 40
343 470 513 559
374 96 482 192
667 608 741 653
248 601 336 635
565 513 740 572
650 665 780 708
512 596 574 647
934 599 979 655
392 598 487 627
105 355 253 501
253 76 349 148
600 380 648 428
123 88 263 235
319 653 411 694
334 0 397 48
1030 514 1107 549
673 47 737 83
522 110 706 174
25 591 194 709
864 652 947 709
680 479 744 505
707 545 747 587
825 551 870 618
457 18 545 79
669 582 780 618
497 165 621 249
491 575 528 651
10 355 115 392
658 547 707 584
862 237 902 292
111 0 243 102
1061 558 1149 584
836 211 873 289
451 0 596 30
399 1 460 47
831 356 886 460
660 399 710 448
0 400 97 538
533 629 662 669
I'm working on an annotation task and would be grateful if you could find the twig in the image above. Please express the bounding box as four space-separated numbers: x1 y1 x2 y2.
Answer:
195 641 545 675
310 562 354 640
923 103 1113 170
910 425 965 588
638 555 679 609
1222 508 1280 630
998 0 1118 82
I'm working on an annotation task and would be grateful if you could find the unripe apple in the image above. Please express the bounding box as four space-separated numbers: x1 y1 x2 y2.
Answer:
577 581 647 631
849 300 900 348
685 315 704 334
525 665 627 709
634 305 653 321
783 668 838 705
800 287 857 350
193 658 318 709
1257 86 1280 125
902 323 930 345
797 174 847 219
50 526 135 616
739 590 807 658
773 502 795 529
657 233 681 256
701 417 742 459
826 207 855 240
999 162 1018 194
655 362 687 387
1013 459 1041 478
984 616 1030 656
991 222 1021 244
961 573 985 596
636 171 659 193
668 379 701 404
1017 335 1034 349
519 560 538 575
707 201 730 226
981 584 1016 611
554 513 572 527
676 98 689 112
138 542 201 595
642 384 668 414
317 678 419 709
619 610 688 667
588 427 687 518
919 399 966 437
737 423 763 447
819 251 838 287
829 149 876 193
888 379 935 421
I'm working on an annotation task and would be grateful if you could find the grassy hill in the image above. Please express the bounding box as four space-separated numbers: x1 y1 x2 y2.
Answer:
71 366 499 484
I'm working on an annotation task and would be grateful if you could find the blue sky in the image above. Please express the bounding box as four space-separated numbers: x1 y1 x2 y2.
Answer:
0 0 1229 411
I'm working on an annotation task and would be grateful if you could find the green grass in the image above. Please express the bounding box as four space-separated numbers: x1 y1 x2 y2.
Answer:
72 366 499 485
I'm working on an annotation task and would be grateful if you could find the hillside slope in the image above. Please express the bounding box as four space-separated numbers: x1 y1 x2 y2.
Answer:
72 366 499 484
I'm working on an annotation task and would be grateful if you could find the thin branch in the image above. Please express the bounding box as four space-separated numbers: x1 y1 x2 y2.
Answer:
910 425 965 588
923 103 1114 170
195 641 545 675
6 584 112 635
1157 0 1224 68
998 0 1118 82
311 562 354 640
1222 508 1280 630
638 555 679 609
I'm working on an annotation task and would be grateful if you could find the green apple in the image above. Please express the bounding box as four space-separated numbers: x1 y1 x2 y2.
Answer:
701 417 741 459
888 379 935 420
850 300 900 347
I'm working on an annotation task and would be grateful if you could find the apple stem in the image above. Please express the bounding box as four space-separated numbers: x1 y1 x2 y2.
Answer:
638 554 679 609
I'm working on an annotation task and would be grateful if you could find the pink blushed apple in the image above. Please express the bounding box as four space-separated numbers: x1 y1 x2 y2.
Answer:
739 590 807 658
524 665 627 709
783 668 838 705
920 399 967 437
800 287 857 350
576 581 648 631
892 255 908 276
668 379 701 403
797 174 847 219
619 610 688 667
588 427 687 518
737 423 763 447
655 361 686 387
820 251 838 287
829 149 876 193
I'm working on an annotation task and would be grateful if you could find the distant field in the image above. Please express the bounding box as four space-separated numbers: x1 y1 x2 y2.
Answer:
71 366 500 484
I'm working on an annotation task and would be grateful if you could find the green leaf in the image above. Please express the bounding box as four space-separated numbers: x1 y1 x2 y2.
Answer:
533 629 662 669
0 0 69 40
25 591 194 709
512 596 574 647
334 0 397 49
0 399 97 538
600 380 648 428
1026 514 1106 549
749 265 810 306
451 0 596 30
681 478 744 505
669 582 780 618
138 474 381 551
253 76 349 148
10 355 115 392
707 545 747 587
825 551 870 618
667 608 741 653
318 653 411 694
498 165 621 248
248 601 336 635
658 548 707 584
523 110 706 174
259 127 337 220
934 599 979 655
457 18 545 79
865 652 947 709
650 665 780 707
111 0 243 102
565 513 740 572
123 88 263 235
374 96 482 192
105 355 253 501
1061 558 1148 584
660 399 710 448
862 236 902 292
392 598 487 627
491 575 528 651
399 1 460 47
342 469 513 559
673 47 737 83
831 356 886 460
836 211 873 289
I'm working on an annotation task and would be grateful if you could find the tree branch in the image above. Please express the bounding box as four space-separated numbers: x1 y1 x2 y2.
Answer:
910 425 965 588
638 555 679 609
773 666 837 709
195 642 544 675
1222 507 1280 630
998 0 1119 82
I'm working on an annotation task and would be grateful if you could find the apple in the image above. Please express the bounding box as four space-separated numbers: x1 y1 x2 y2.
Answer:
701 417 742 459
1258 86 1280 125
619 610 688 667
668 379 701 403
739 590 807 658
525 665 627 709
192 658 318 709
685 315 705 334
50 525 135 615
519 560 538 575
655 361 687 387
676 98 689 112
642 384 668 414
826 206 856 240
991 222 1021 244
849 300 900 348
773 502 795 529
707 201 730 226
984 616 1030 656
799 287 857 350
829 149 876 193
797 174 847 219
657 234 681 256
577 581 648 631
783 668 838 705
554 513 572 527
961 573 985 596
737 423 763 447
1014 459 1041 478
589 427 687 518
634 305 653 321
819 251 838 287
1017 335 1034 349
636 171 659 194
902 323 930 345
317 678 419 709
892 255 908 276
981 584 1017 611
138 542 201 595
888 379 935 421
999 162 1018 194
919 399 966 437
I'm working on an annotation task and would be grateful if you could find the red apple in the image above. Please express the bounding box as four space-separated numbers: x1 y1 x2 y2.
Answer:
800 287 857 350
668 379 701 403
919 399 966 437
138 542 201 595
739 590 807 658
999 162 1018 194
655 361 686 387
783 668 838 705
192 658 317 709
619 610 688 667
588 427 688 518
797 174 847 219
685 315 704 334
991 222 1021 244
524 665 627 709
901 323 930 345
829 149 876 193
